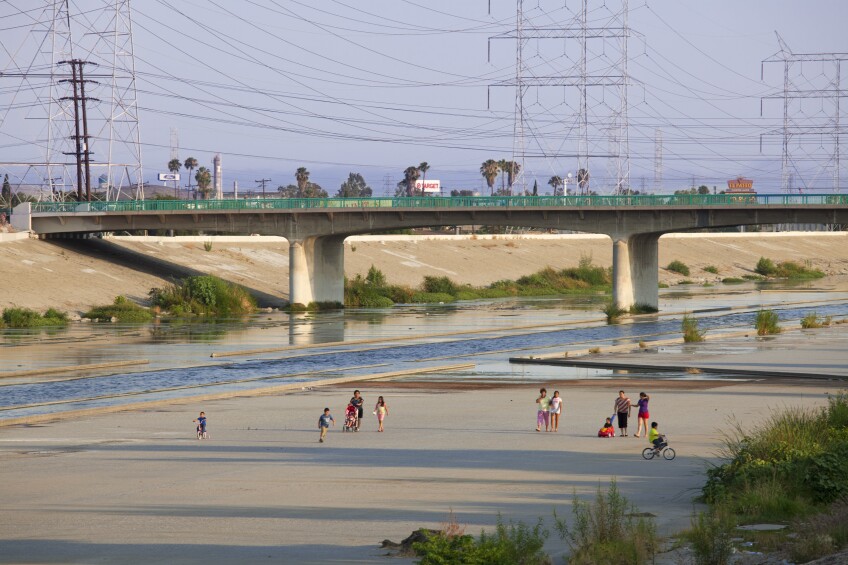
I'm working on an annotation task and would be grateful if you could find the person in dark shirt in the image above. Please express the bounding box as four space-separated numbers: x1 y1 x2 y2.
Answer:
350 390 364 431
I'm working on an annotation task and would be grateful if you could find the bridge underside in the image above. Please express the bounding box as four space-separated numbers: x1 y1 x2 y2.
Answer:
17 205 848 309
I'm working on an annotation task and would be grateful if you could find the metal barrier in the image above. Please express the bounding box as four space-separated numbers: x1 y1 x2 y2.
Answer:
28 194 848 214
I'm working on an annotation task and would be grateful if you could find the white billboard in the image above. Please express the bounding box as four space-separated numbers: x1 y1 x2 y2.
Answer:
158 173 180 182
414 179 441 193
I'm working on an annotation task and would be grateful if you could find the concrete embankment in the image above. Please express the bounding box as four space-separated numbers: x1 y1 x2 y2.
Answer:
0 231 847 312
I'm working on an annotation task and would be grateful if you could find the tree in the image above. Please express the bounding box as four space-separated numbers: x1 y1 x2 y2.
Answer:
336 173 372 197
398 166 420 196
506 161 521 192
577 168 590 194
184 157 198 196
532 179 538 196
1 174 11 204
697 185 710 195
418 162 430 189
195 167 212 199
167 158 182 197
497 158 509 192
295 167 310 193
548 176 563 196
480 159 499 195
278 184 298 198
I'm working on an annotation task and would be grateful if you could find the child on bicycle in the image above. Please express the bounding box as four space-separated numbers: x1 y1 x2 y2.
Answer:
648 421 666 452
194 411 207 438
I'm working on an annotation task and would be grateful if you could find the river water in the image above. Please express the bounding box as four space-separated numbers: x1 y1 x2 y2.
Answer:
2 279 848 421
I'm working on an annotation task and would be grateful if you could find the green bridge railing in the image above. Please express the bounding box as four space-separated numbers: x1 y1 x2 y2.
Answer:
28 193 848 214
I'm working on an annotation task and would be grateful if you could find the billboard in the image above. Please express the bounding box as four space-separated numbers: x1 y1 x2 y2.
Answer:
414 179 441 193
158 173 180 182
726 177 753 191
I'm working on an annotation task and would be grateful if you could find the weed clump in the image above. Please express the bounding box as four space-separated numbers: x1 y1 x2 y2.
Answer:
603 302 626 324
667 260 690 276
755 257 824 279
754 309 781 335
2 307 69 328
682 314 705 342
149 275 256 316
703 265 719 274
84 295 153 323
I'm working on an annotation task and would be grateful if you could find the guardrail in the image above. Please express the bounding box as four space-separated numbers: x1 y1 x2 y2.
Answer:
28 193 848 214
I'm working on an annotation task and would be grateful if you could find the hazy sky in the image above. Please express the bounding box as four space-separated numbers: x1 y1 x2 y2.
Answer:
1 0 847 195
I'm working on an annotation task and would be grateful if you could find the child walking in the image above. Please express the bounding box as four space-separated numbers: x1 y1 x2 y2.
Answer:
633 392 650 438
374 396 389 432
549 390 562 432
535 388 551 432
318 407 334 443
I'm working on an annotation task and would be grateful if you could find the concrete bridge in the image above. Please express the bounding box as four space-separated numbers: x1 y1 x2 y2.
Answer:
11 194 848 309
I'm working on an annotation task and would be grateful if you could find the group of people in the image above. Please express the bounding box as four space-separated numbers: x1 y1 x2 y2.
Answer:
318 389 389 443
534 388 659 443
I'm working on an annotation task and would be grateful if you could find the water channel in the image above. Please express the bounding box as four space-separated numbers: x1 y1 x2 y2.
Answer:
2 279 847 421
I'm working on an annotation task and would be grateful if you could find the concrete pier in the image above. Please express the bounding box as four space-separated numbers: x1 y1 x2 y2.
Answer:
288 235 345 306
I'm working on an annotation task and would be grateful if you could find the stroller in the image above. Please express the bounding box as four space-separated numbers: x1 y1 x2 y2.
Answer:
343 403 358 432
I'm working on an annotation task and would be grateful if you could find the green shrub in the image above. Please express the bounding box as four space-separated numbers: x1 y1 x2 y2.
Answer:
630 304 658 315
149 276 256 316
84 296 153 323
2 307 69 328
667 260 690 276
410 292 456 304
203 240 213 252
755 309 781 335
682 314 705 342
555 480 658 565
703 265 719 274
774 260 825 280
755 257 777 276
722 277 745 284
658 282 669 289
686 505 734 565
742 274 765 281
413 515 550 565
422 276 459 295
801 312 823 329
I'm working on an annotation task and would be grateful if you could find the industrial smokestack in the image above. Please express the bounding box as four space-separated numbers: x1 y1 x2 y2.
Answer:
213 153 222 199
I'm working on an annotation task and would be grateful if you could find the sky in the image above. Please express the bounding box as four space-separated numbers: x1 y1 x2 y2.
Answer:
1 0 847 196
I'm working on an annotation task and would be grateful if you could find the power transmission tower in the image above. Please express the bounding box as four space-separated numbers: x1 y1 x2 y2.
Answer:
383 174 394 196
654 129 663 193
489 0 636 194
761 33 847 193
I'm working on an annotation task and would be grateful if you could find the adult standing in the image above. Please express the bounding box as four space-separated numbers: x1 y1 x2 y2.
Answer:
350 390 364 431
633 392 650 438
535 388 551 432
614 390 632 437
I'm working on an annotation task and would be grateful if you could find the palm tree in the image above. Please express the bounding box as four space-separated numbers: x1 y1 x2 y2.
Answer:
403 166 420 196
418 162 430 191
195 166 212 199
295 167 310 195
506 161 521 192
167 158 181 197
184 157 198 197
577 168 590 194
497 158 509 192
480 159 499 195
548 175 563 196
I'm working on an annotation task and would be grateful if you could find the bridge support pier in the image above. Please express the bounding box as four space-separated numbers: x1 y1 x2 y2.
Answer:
612 232 660 311
288 235 345 307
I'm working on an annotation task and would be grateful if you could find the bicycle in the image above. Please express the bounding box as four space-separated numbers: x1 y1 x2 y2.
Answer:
642 437 675 460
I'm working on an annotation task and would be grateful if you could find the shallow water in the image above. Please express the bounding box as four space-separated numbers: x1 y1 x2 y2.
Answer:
2 282 847 420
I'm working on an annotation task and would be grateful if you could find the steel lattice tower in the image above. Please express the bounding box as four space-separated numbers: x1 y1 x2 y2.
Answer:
654 129 663 193
489 0 635 194
761 33 847 193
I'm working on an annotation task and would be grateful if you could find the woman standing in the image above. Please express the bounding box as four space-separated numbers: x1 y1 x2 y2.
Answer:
549 390 563 432
375 396 389 432
633 392 650 438
614 390 632 437
535 388 551 432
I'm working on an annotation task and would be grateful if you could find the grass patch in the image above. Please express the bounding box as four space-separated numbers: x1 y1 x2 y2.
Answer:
629 303 658 315
721 277 745 284
412 514 549 565
658 282 669 289
801 312 824 329
742 274 765 281
603 302 627 324
666 259 690 276
678 279 695 285
588 347 601 354
685 505 735 565
703 265 719 274
344 260 611 309
555 480 658 565
755 257 825 280
682 314 705 342
203 240 213 252
754 309 781 335
84 296 153 323
149 275 256 317
2 307 69 328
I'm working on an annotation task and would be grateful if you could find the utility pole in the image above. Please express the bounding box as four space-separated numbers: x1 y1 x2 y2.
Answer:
255 178 271 199
59 59 98 201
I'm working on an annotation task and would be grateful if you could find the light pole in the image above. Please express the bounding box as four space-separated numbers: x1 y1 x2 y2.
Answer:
563 172 573 196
